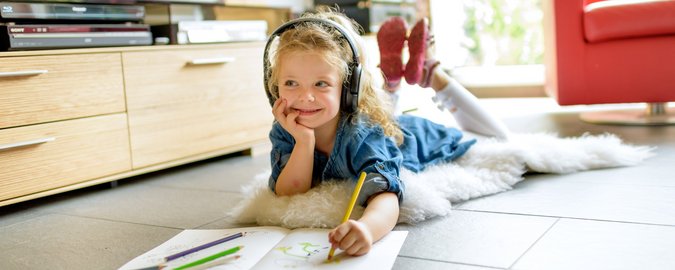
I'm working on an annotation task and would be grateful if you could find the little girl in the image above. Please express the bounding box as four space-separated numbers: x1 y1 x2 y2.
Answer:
264 8 480 257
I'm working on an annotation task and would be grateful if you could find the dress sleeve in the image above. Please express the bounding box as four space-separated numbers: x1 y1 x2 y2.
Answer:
268 122 294 193
346 126 406 206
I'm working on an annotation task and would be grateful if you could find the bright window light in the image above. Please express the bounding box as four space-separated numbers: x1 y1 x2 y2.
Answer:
430 0 545 90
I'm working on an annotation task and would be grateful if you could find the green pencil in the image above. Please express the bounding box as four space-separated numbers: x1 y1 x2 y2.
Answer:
173 245 243 270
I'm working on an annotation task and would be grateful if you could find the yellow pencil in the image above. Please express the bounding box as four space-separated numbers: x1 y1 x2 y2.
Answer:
327 171 367 260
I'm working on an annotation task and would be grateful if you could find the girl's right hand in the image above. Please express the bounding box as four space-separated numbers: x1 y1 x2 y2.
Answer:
328 220 373 256
273 98 315 143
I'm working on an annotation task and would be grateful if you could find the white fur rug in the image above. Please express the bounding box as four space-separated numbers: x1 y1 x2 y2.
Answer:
228 133 654 229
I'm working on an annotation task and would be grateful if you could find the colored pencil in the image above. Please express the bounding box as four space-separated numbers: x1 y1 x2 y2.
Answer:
173 245 243 270
164 232 244 262
327 171 367 260
129 264 165 270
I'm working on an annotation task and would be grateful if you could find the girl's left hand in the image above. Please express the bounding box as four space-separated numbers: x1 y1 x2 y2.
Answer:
328 220 373 256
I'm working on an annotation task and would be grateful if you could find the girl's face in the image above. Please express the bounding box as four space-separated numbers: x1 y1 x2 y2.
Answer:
277 50 343 130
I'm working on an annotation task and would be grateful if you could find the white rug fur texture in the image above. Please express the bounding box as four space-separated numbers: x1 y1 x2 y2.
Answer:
228 133 654 229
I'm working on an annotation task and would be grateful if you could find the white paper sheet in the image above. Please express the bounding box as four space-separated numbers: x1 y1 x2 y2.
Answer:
119 227 407 270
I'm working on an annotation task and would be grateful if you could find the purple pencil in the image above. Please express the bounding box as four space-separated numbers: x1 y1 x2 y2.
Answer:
164 232 244 262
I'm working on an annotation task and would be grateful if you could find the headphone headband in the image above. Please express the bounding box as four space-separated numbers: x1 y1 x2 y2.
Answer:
263 17 363 113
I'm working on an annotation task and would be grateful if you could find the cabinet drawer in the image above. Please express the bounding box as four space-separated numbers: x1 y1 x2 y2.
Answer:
0 53 126 129
123 43 273 168
0 114 131 201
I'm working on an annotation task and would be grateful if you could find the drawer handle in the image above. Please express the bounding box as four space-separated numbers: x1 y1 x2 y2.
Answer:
187 57 235 66
0 70 49 77
0 137 55 151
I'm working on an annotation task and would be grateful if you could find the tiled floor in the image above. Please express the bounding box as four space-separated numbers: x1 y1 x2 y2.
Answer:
1 96 674 270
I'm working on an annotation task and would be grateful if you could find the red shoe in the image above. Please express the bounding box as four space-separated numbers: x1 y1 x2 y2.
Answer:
404 18 431 85
377 17 407 90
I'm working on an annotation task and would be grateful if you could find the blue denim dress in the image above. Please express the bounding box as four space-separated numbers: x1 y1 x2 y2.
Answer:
268 114 475 206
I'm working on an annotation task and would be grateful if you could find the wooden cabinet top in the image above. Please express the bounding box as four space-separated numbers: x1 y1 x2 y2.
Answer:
0 42 264 57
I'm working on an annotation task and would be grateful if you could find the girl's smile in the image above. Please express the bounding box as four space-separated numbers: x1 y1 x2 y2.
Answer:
294 107 323 116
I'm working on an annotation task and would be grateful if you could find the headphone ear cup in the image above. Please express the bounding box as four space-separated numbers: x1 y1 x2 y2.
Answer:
341 80 352 113
341 65 360 113
348 64 362 112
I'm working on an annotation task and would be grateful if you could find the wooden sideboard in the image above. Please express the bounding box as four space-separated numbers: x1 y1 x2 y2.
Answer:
0 42 273 206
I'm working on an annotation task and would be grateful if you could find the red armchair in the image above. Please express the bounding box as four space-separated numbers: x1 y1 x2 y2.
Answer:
543 0 675 124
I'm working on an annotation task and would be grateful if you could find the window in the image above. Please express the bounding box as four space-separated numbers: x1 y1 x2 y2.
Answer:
430 0 545 96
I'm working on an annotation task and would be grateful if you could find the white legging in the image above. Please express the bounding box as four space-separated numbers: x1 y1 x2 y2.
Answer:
433 77 510 139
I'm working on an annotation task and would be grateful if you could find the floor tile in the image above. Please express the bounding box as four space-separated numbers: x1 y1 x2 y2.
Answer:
504 111 675 147
394 210 556 268
137 153 270 193
394 256 503 270
458 173 675 226
0 214 179 270
512 218 675 270
36 183 242 229
550 145 675 188
0 204 45 229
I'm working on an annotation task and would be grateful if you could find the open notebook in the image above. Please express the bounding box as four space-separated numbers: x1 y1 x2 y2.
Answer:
119 226 407 270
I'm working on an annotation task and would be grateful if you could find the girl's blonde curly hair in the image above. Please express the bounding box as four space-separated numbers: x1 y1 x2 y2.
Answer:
266 7 404 144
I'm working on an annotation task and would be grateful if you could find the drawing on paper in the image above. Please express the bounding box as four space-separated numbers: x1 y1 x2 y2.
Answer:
273 242 335 268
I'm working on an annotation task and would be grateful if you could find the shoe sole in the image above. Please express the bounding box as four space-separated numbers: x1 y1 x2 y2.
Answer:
405 19 428 85
377 18 407 88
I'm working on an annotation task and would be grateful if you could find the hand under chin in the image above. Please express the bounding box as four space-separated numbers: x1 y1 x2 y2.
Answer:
296 118 317 129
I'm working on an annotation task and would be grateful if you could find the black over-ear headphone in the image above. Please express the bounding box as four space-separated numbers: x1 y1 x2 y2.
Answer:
263 17 363 113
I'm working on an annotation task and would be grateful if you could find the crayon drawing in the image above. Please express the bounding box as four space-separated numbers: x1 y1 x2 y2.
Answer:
272 242 332 268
